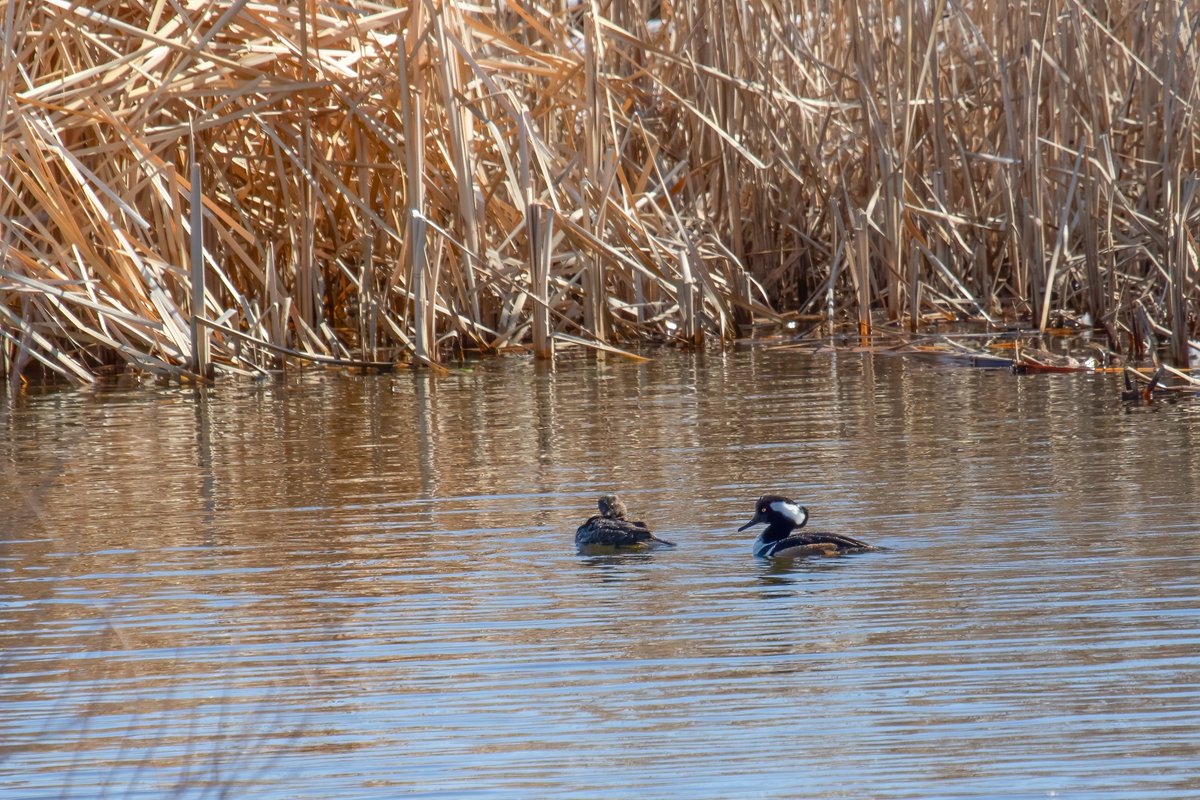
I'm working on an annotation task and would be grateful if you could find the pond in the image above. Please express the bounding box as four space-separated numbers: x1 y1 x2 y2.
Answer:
3 343 1200 799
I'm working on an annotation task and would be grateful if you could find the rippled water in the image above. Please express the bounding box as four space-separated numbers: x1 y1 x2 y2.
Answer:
3 344 1200 799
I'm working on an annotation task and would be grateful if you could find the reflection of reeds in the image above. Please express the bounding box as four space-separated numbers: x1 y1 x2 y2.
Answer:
1 1 1197 381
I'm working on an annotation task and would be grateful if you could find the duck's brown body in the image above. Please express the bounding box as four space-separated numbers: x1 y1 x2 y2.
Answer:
575 494 676 549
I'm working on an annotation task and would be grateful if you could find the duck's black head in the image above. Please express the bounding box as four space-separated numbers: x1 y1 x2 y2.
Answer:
598 494 628 520
738 495 809 533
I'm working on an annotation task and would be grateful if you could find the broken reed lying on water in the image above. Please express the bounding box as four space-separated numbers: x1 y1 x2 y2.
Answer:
1 0 1197 383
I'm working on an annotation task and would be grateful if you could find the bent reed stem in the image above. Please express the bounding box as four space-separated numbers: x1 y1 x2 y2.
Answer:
1 0 1198 381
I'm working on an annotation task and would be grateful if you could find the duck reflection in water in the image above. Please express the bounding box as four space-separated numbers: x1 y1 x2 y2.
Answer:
575 493 676 552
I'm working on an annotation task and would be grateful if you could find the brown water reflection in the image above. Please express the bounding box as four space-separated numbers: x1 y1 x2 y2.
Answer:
3 345 1200 799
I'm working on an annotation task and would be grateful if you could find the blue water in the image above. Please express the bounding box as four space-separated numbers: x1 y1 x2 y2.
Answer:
3 345 1200 798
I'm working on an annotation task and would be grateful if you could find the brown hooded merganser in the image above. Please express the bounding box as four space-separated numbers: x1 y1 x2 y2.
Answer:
738 495 875 558
575 494 676 550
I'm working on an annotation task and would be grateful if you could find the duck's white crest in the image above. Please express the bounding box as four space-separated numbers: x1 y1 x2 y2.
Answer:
769 500 807 526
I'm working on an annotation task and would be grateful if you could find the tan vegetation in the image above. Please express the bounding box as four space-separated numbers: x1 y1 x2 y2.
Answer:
1 0 1198 384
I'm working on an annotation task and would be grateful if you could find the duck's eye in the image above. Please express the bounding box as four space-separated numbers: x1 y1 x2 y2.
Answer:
760 506 767 513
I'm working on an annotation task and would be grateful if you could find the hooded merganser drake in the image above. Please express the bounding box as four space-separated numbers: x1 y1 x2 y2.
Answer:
738 495 875 558
575 494 676 550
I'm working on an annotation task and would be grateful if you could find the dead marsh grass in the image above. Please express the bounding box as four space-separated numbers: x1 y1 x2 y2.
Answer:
1 0 1197 384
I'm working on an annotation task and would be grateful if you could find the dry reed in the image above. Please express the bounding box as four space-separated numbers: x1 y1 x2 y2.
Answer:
1 0 1198 384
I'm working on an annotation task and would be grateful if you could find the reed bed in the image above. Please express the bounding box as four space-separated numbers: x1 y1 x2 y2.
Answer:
1 0 1198 384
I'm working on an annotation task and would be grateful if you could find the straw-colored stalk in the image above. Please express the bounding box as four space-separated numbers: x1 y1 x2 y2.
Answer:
529 202 553 360
1 0 1198 384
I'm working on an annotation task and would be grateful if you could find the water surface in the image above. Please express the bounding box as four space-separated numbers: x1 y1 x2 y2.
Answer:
3 345 1200 798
